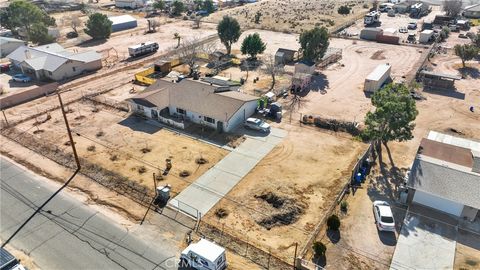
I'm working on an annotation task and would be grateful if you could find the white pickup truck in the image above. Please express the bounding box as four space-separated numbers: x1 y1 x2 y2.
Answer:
179 239 227 270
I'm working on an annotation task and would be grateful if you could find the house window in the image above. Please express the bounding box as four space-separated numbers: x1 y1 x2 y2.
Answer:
204 116 215 124
176 108 186 115
72 67 76 72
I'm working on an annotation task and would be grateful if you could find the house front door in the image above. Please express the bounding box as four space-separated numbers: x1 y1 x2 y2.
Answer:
217 121 223 133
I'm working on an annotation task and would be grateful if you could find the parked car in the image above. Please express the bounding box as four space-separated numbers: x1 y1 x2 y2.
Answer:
66 31 78 39
407 22 417 29
407 33 416 42
244 118 270 132
11 74 32 83
399 27 408 33
373 201 395 232
458 33 468 39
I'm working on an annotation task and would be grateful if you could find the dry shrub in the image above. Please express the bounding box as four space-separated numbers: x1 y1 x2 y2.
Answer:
179 170 190 177
195 157 208 164
87 145 96 152
33 129 44 134
138 166 147 174
141 147 151 154
96 131 105 137
110 154 118 161
215 208 229 219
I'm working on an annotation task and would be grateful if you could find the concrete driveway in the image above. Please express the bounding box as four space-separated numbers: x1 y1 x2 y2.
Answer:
170 127 287 217
390 209 457 270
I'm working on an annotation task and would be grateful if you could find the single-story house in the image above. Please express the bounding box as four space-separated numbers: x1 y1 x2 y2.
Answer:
0 37 25 57
128 79 259 132
7 43 102 81
275 48 296 65
406 131 480 221
463 4 480 18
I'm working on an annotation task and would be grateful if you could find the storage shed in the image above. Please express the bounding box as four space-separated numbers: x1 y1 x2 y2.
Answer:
109 15 138 32
419 30 434 43
420 70 461 90
360 28 383 41
364 63 391 93
275 48 296 65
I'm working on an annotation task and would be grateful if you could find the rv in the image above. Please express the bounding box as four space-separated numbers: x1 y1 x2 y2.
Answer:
128 42 159 57
364 11 381 25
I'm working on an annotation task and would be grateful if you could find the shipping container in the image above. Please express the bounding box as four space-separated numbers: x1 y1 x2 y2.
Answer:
360 28 383 41
376 34 400 44
364 64 392 93
109 15 138 32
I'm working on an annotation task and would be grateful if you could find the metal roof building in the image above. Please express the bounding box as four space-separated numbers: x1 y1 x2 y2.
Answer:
109 15 138 32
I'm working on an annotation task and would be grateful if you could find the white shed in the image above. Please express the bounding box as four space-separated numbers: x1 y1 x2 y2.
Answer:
419 30 434 43
364 64 391 93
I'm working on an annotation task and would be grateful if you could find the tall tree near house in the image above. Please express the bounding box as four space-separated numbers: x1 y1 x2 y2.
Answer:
203 0 215 14
299 26 330 62
63 15 82 33
172 0 185 16
454 44 479 68
0 0 55 42
217 16 241 55
361 83 418 165
153 0 165 11
84 13 112 40
241 33 266 60
263 54 284 91
29 23 55 45
443 0 463 17
177 37 215 76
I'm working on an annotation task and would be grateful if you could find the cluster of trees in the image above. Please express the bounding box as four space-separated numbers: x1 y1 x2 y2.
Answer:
0 0 56 44
338 5 351 15
443 0 463 17
153 0 214 16
85 13 112 40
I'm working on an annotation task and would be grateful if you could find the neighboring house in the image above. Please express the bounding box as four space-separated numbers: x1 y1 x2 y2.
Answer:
128 79 259 132
115 0 145 9
275 48 296 65
7 43 102 81
0 37 25 57
405 131 480 221
109 15 138 32
463 4 480 18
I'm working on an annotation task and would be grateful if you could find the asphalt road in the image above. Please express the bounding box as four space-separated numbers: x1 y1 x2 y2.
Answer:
0 156 181 270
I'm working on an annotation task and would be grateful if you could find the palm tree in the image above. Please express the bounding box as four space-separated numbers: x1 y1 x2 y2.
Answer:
173 32 181 48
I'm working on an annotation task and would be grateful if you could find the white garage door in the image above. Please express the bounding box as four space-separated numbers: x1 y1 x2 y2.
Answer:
413 190 464 216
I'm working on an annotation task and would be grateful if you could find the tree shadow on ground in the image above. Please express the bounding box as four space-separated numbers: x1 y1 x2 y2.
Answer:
326 229 341 244
313 255 327 268
306 73 330 93
77 38 108 48
459 66 480 79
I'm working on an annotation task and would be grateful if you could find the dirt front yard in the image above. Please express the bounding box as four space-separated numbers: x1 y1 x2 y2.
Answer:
203 124 368 261
12 101 228 197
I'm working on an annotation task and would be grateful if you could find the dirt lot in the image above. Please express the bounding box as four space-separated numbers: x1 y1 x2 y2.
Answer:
13 101 228 197
203 124 367 261
206 0 370 33
454 229 480 270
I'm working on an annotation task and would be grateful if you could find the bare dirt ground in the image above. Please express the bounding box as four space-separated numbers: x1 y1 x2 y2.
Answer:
206 0 370 33
454 232 480 270
12 101 228 197
204 124 367 261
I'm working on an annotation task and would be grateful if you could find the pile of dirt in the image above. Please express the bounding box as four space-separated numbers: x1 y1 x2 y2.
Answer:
370 50 386 60
254 191 305 229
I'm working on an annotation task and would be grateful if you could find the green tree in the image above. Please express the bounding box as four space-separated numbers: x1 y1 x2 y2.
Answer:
29 23 55 45
217 16 241 55
312 242 327 258
338 5 351 15
362 83 418 162
0 0 55 42
153 0 165 11
193 0 202 11
327 214 341 231
454 44 479 68
172 0 185 16
84 13 112 40
203 0 215 14
241 33 266 59
299 26 329 62
473 33 480 48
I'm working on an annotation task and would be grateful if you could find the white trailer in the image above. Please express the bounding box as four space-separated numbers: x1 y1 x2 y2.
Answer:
115 0 144 9
364 64 392 93
128 42 159 57
364 11 381 25
419 30 434 43
180 239 227 270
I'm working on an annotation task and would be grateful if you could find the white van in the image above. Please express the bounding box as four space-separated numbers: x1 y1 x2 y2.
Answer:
180 239 227 270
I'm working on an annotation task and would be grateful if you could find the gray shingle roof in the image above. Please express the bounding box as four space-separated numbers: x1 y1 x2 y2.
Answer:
408 155 480 209
129 79 258 121
7 43 100 72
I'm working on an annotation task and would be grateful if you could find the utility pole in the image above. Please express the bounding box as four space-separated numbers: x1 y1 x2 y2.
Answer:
140 173 158 225
1 91 81 248
1 110 8 127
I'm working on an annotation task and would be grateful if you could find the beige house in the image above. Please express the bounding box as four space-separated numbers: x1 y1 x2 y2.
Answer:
7 43 101 81
128 79 259 132
0 37 25 58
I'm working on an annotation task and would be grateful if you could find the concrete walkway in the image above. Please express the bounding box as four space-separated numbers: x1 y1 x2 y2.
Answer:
169 128 287 217
390 209 457 270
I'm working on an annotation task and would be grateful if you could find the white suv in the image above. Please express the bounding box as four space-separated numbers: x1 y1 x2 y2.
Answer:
244 118 270 132
373 201 395 232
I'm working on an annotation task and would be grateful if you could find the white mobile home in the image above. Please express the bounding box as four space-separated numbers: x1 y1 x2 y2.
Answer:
364 64 391 93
